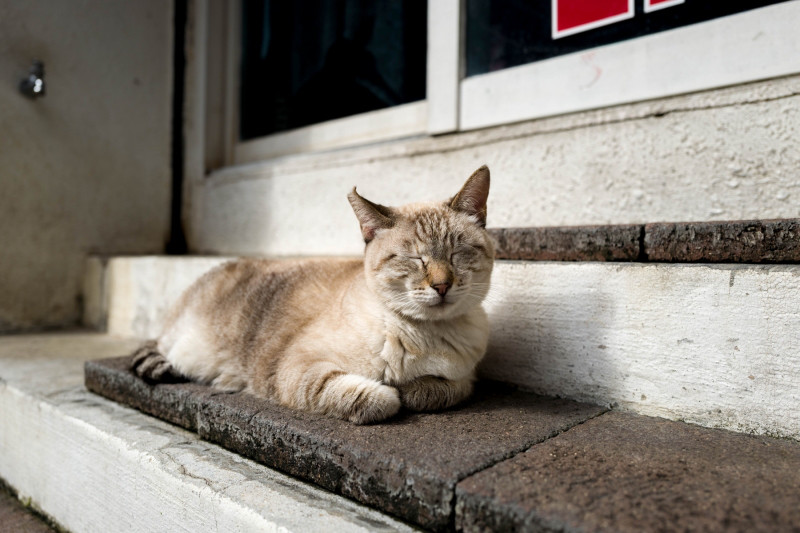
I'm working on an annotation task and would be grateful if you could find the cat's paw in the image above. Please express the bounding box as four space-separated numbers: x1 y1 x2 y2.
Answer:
399 376 473 412
340 376 401 424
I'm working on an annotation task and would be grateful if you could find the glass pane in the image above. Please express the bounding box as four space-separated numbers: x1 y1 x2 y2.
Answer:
240 0 427 141
466 0 791 77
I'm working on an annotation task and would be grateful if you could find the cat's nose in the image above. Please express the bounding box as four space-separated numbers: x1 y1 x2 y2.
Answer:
432 282 451 296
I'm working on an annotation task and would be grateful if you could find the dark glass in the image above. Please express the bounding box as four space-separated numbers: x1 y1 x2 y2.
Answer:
240 0 427 141
466 0 791 77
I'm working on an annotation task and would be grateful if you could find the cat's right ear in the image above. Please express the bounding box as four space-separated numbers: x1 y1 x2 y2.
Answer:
347 188 394 243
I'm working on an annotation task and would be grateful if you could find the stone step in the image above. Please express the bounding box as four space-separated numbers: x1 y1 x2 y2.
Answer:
85 353 800 532
83 256 800 441
0 333 418 533
456 411 800 532
85 356 605 532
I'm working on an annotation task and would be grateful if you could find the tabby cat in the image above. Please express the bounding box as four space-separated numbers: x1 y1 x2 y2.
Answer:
131 166 494 424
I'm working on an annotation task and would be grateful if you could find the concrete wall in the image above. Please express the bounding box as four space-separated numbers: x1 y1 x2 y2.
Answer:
0 0 174 331
188 75 800 257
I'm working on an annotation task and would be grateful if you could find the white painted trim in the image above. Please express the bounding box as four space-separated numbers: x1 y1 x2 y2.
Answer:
222 0 240 166
183 0 207 249
233 101 428 164
461 2 800 131
427 0 463 134
643 0 685 13
552 0 635 39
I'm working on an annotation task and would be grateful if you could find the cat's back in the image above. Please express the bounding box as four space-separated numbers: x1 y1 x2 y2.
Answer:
163 257 363 336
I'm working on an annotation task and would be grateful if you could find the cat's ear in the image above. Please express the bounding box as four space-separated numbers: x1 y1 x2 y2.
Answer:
348 187 395 243
450 165 490 227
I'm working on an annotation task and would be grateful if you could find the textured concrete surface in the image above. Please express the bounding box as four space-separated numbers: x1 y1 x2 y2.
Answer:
91 256 800 441
85 356 606 531
83 256 230 337
482 261 800 441
490 225 641 261
0 487 56 533
456 411 800 532
0 333 417 533
0 2 172 332
188 76 800 257
646 219 800 262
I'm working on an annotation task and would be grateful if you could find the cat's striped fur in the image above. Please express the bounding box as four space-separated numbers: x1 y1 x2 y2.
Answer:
131 166 494 424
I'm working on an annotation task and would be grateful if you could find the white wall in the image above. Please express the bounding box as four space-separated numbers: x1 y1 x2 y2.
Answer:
0 0 173 331
188 75 800 257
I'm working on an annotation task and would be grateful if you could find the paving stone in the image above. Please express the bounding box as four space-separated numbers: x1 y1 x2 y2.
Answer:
645 219 800 262
455 411 800 533
489 225 642 262
84 355 215 431
85 356 605 532
0 487 56 533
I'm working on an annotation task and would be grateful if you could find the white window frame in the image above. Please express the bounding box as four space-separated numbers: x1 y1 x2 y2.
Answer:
459 1 800 131
190 0 800 171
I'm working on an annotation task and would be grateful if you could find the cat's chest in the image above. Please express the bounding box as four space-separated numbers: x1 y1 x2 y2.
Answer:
378 312 488 384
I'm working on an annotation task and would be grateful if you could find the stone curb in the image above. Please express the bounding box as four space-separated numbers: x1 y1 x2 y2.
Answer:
489 218 800 263
645 219 800 262
489 225 642 262
85 356 605 532
455 411 800 532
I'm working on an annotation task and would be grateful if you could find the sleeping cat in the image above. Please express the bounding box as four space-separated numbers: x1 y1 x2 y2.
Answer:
131 166 494 424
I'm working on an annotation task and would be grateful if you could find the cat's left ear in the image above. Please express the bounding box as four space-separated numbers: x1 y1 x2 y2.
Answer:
348 187 395 243
450 165 490 227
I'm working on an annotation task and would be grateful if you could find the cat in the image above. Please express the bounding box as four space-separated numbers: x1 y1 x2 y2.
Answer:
131 165 494 424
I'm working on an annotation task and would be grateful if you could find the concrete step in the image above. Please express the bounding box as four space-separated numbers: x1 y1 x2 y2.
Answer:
0 333 418 533
84 256 800 441
85 353 800 532
85 356 606 532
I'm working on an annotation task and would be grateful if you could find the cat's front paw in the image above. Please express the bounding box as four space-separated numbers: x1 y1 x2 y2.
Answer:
399 376 473 412
342 378 401 424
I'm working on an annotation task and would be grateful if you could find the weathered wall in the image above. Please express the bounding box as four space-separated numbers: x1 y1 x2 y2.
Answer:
0 0 173 331
189 75 800 257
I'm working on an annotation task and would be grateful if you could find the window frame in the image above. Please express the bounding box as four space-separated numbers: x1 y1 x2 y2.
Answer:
192 0 800 172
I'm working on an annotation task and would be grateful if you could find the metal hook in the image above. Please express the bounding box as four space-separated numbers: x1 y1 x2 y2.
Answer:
19 61 46 98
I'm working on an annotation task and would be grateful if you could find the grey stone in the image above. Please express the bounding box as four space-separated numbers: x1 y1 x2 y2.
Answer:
85 356 605 531
489 225 642 262
645 219 800 262
455 411 800 532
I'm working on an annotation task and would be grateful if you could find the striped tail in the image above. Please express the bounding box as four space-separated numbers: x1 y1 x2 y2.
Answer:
130 340 182 382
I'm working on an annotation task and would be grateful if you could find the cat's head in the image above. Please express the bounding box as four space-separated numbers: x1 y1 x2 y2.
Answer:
348 166 494 321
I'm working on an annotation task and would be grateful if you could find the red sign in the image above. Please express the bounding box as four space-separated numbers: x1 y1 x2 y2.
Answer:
645 0 685 13
552 0 634 39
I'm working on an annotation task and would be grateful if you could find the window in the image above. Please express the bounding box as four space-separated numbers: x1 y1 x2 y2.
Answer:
197 0 800 169
460 0 800 130
466 0 789 75
240 1 427 140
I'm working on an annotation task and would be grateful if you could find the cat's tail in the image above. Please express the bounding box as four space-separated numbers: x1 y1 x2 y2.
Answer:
130 340 182 382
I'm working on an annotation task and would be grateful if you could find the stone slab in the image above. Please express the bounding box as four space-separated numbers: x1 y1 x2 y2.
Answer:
455 411 800 532
85 356 606 531
489 225 642 262
645 219 800 262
